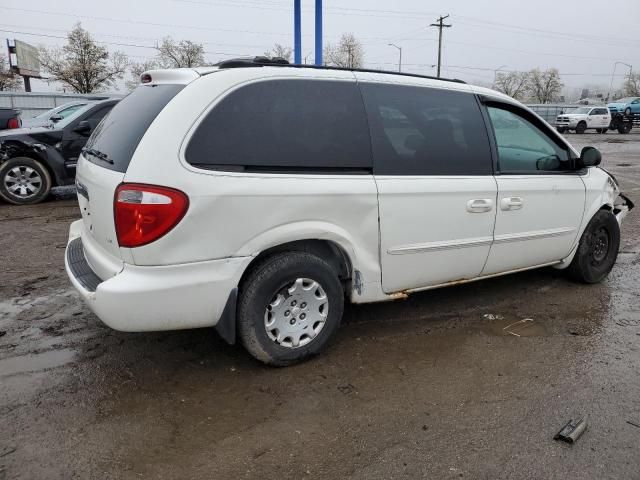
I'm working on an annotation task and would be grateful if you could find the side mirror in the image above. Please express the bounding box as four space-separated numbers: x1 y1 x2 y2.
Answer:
50 114 63 123
579 146 602 168
73 120 91 135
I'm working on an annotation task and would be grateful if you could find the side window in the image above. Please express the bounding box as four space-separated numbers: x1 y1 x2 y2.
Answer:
360 83 492 175
58 104 84 119
589 109 598 115
82 106 111 130
185 80 371 172
487 106 570 173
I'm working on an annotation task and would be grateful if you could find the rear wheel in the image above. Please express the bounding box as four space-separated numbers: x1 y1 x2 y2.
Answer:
0 157 52 205
567 210 620 283
575 122 587 134
238 252 344 366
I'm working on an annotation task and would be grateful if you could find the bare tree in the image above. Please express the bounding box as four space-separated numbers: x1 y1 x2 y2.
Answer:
493 71 530 100
0 53 21 91
39 23 127 93
156 37 205 68
324 33 364 68
527 68 563 103
264 43 292 62
622 72 640 96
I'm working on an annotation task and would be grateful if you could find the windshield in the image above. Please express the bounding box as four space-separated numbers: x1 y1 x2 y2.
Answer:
571 107 591 114
83 84 184 173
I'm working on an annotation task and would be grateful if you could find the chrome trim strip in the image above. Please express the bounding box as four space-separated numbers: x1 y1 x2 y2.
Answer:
387 227 575 255
493 227 575 245
388 236 493 255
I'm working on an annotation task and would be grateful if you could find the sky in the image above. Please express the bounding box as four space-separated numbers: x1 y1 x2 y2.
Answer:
1 0 639 97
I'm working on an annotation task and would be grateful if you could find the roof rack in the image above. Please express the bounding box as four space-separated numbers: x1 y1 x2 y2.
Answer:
214 56 466 84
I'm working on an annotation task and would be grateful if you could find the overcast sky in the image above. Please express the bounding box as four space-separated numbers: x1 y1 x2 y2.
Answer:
1 0 639 96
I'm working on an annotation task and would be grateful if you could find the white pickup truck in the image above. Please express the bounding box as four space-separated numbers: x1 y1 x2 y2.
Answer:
556 106 611 134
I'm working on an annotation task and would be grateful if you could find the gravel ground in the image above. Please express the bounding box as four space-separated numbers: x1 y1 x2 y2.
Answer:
1 132 639 480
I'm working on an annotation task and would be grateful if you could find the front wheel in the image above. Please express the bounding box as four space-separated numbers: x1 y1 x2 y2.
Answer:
575 122 587 134
567 210 620 283
624 107 632 116
557 127 567 133
0 157 52 205
238 252 344 366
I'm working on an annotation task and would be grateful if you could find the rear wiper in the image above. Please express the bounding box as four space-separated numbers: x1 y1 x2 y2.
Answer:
82 147 114 164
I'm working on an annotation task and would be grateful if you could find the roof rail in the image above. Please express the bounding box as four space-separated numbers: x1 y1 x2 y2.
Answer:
214 56 466 84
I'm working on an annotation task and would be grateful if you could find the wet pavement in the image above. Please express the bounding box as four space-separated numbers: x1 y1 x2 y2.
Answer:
1 133 639 479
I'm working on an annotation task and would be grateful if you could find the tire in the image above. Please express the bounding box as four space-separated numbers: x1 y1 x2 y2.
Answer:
238 252 344 366
557 127 566 133
596 129 602 134
618 123 632 134
601 128 608 134
575 122 587 134
567 210 620 284
624 107 632 116
0 157 52 205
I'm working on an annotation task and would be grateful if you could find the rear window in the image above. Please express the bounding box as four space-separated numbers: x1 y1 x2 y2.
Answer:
185 79 372 173
84 84 184 172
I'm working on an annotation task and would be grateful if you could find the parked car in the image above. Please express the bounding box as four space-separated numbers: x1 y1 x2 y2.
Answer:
0 108 21 131
21 101 89 128
0 99 118 205
556 106 611 134
65 59 634 365
607 97 640 116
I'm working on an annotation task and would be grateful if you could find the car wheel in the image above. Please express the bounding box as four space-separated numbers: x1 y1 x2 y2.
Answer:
238 252 344 366
557 127 566 133
567 210 620 284
601 128 608 134
596 128 602 134
0 157 52 205
575 122 587 134
624 107 632 116
618 123 632 134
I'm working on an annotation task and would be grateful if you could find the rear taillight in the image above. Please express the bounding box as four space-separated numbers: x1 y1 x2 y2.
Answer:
114 183 189 248
7 117 20 129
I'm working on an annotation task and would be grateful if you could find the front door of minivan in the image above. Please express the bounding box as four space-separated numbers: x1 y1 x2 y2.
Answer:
481 104 585 275
358 80 497 293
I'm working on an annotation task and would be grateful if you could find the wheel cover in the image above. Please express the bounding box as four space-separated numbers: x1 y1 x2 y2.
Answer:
590 227 610 266
4 165 42 199
264 277 329 349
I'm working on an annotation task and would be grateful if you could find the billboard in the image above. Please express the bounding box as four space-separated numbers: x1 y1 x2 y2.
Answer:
7 39 41 77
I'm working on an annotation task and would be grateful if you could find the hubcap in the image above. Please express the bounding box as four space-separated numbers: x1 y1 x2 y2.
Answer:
590 227 610 266
4 166 42 198
264 277 329 349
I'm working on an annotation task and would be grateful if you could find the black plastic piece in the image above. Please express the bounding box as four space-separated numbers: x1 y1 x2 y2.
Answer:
213 57 465 85
66 237 102 292
215 288 237 345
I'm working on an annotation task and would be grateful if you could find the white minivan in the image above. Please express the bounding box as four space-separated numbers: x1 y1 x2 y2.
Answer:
65 58 634 365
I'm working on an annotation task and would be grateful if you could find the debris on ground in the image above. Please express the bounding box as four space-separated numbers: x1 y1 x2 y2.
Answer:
626 420 640 429
483 314 504 320
502 318 534 337
554 417 588 443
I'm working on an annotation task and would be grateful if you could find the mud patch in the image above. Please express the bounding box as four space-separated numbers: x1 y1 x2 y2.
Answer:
0 349 75 376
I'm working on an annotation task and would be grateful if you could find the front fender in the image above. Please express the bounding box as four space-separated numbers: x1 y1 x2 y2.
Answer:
0 139 68 186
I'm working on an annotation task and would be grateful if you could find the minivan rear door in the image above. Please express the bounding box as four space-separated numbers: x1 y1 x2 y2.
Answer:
357 78 497 293
76 83 186 275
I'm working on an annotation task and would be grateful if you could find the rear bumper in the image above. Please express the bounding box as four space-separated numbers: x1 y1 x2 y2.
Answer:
65 228 252 332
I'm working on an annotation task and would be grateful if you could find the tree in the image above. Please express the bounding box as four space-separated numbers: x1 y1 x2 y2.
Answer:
156 37 205 68
324 33 364 68
622 72 640 96
39 23 127 93
493 71 530 100
0 53 21 91
264 43 292 62
527 68 563 103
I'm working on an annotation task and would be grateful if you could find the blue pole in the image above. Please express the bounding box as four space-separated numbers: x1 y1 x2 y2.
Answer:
294 0 301 64
315 0 322 65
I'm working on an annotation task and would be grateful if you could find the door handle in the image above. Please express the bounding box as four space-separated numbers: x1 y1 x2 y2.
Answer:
500 197 524 211
466 198 494 213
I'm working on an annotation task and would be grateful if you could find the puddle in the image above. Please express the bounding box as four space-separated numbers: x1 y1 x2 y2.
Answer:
0 349 76 376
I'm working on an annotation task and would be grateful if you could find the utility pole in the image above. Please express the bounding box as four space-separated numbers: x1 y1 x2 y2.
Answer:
430 14 451 78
